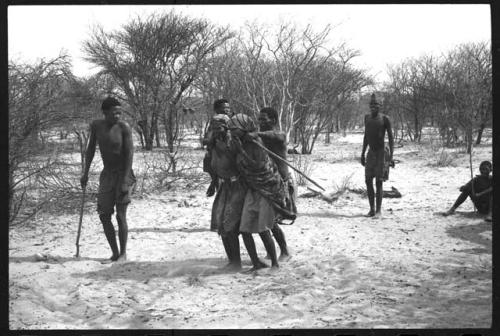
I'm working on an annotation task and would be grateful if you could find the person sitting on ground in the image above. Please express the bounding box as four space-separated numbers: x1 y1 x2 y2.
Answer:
442 160 492 221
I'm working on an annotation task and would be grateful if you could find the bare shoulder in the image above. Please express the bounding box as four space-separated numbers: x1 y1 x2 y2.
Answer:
90 119 106 130
118 121 133 133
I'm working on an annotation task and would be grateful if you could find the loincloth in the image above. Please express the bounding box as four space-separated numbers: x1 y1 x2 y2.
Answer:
365 146 391 181
97 169 136 215
211 177 247 236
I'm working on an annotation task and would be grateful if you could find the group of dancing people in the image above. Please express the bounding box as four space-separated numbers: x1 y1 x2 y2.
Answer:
202 99 297 271
79 94 492 266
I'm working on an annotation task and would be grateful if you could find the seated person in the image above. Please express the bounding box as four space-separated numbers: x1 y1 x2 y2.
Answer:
443 160 492 221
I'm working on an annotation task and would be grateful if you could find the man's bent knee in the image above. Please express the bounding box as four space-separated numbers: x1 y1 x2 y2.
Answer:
99 214 112 223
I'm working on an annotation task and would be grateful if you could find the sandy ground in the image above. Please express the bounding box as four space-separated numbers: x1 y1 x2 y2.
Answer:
9 133 492 329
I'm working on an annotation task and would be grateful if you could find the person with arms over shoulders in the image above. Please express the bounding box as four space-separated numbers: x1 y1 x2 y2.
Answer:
443 160 492 221
360 93 394 219
229 113 296 271
80 96 136 263
254 107 297 261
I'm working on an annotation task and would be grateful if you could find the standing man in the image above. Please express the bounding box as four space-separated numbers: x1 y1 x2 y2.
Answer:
255 107 297 261
360 94 394 218
203 99 233 197
206 112 246 271
80 97 136 263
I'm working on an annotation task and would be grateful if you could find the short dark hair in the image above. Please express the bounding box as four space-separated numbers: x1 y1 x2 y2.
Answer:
260 107 278 122
213 99 229 111
480 160 492 170
101 96 121 111
369 93 380 107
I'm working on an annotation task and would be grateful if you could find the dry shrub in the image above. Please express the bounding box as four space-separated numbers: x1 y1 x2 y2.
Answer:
332 173 355 193
134 148 207 195
10 147 86 226
290 154 316 187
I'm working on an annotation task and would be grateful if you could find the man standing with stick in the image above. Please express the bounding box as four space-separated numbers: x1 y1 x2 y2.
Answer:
80 97 136 263
361 93 394 218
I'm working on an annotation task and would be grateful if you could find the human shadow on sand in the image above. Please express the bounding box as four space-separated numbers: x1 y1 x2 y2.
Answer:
9 255 105 264
303 211 366 219
71 257 253 281
446 220 492 254
129 227 210 234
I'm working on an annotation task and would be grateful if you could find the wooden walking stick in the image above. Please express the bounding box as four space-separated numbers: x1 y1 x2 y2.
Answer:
75 185 86 258
469 140 476 212
250 138 326 192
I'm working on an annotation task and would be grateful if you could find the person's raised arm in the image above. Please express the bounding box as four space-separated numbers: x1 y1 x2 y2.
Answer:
80 121 97 189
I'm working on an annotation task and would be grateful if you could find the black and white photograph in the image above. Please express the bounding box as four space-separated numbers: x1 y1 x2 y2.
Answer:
7 3 493 331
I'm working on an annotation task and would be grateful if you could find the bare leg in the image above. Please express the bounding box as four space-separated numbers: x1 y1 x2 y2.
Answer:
116 204 128 262
443 191 469 216
227 232 242 270
271 225 290 261
365 177 375 216
221 236 232 263
99 214 119 262
373 180 383 218
242 233 268 271
221 233 241 271
485 196 492 222
259 230 278 268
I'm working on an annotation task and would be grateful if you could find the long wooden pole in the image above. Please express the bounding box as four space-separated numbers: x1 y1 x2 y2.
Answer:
251 139 326 191
469 138 476 212
75 186 86 258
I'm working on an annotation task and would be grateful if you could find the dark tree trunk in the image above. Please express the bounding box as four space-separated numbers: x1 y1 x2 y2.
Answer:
466 128 473 154
155 123 161 148
475 124 485 145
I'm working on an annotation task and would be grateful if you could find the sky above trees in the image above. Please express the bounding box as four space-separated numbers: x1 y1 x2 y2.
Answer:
8 4 491 83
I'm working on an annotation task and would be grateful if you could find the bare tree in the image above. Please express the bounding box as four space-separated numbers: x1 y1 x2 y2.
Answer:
83 10 234 163
436 42 491 152
385 55 438 142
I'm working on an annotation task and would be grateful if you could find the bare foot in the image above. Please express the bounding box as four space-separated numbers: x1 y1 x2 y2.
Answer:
116 254 127 263
101 254 119 264
365 210 375 217
243 260 269 273
222 262 242 272
278 253 291 262
372 212 382 219
442 209 455 217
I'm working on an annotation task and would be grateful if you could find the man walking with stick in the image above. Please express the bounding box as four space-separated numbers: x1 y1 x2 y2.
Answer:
80 97 136 263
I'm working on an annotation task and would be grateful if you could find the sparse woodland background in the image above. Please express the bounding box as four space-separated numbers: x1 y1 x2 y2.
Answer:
8 11 492 225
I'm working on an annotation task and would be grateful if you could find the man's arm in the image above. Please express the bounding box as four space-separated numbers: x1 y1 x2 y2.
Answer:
80 121 97 188
257 130 286 144
474 187 492 197
361 115 368 166
385 115 394 160
120 121 134 192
